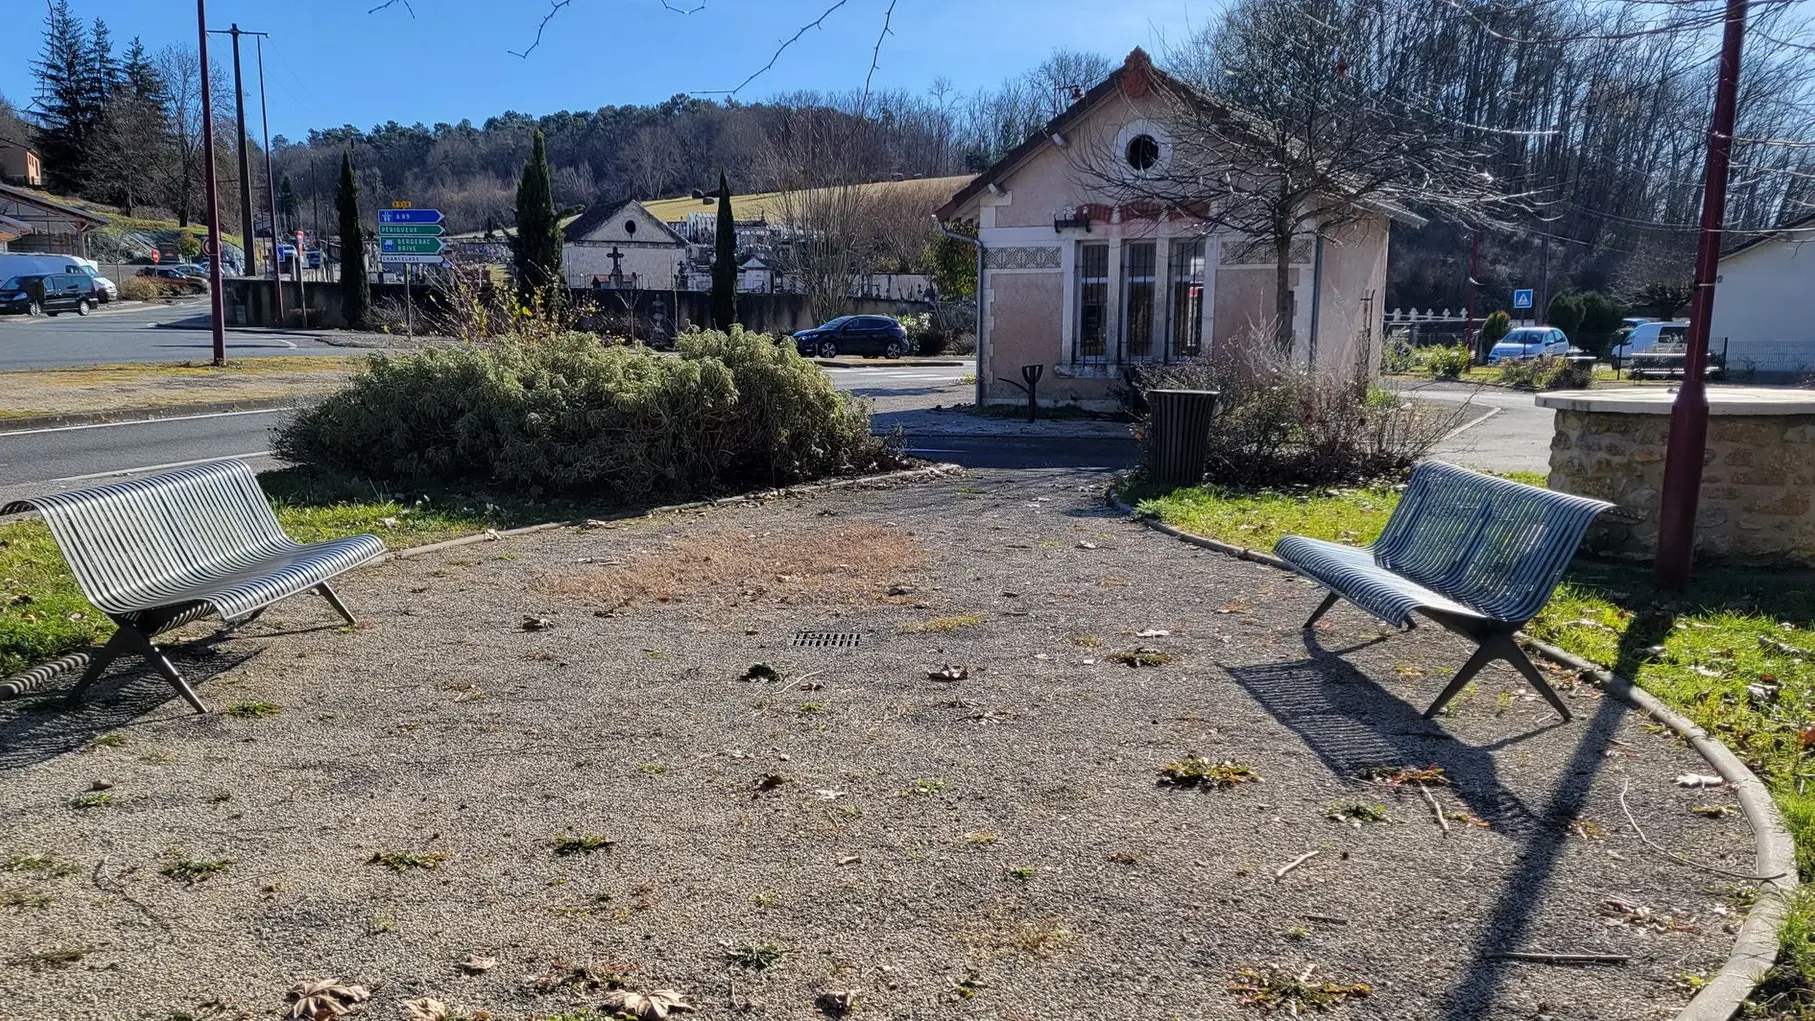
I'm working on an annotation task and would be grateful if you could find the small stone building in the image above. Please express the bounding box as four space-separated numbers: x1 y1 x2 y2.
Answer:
934 49 1418 408
562 199 687 291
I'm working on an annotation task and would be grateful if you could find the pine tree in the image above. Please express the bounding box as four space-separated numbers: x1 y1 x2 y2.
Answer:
119 37 165 104
30 0 93 192
510 128 563 313
88 19 120 101
711 170 737 331
337 150 371 329
88 36 170 215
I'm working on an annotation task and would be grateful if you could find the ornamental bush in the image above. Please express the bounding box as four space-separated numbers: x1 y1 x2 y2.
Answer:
275 327 901 500
1421 344 1473 379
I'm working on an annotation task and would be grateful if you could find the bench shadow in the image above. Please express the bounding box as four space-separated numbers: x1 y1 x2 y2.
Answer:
0 646 257 770
1225 638 1624 1018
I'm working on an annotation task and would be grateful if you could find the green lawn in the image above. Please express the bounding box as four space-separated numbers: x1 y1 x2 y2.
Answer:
1124 477 1815 1010
0 468 557 678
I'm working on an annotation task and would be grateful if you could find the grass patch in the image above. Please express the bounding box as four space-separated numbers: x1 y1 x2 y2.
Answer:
160 858 230 884
224 700 281 719
1108 647 1172 667
1157 755 1261 789
726 942 787 971
1229 965 1371 1011
903 613 984 634
69 792 113 809
368 850 450 872
0 889 52 910
1327 801 1392 824
3 855 77 877
899 778 946 797
1123 475 1815 1008
552 833 616 856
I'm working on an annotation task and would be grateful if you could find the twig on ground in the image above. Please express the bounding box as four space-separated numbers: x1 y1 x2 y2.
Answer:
1486 951 1628 965
92 858 169 931
1303 914 1348 925
1419 783 1450 833
1618 779 1786 881
1274 850 1319 880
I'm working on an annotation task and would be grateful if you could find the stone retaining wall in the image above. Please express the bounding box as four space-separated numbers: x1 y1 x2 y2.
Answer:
1549 408 1815 563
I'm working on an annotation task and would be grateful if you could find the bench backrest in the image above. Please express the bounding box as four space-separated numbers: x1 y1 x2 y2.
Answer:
0 460 290 615
1372 461 1613 624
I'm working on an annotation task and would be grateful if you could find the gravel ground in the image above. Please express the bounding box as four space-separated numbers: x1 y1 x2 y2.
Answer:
0 467 1759 1021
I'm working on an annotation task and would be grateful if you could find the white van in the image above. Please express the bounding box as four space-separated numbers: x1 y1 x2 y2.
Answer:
0 253 118 303
1611 320 1690 363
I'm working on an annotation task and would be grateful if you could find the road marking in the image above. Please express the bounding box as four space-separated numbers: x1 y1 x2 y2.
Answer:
0 407 291 438
48 450 275 483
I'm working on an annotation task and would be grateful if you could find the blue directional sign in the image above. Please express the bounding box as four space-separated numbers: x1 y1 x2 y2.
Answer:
1512 288 1534 310
378 208 443 225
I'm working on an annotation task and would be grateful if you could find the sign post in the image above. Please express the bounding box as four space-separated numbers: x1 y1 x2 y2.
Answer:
379 205 443 339
1512 288 1534 312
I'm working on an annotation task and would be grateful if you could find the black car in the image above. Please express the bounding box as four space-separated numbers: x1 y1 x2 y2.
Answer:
792 315 910 359
0 273 98 316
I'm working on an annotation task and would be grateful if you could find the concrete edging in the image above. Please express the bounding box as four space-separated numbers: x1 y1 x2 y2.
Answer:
1108 490 1798 1021
0 399 302 434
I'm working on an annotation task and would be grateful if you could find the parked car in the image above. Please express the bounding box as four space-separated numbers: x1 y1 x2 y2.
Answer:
0 272 99 316
792 315 911 359
1610 320 1690 365
1487 326 1570 363
136 266 207 294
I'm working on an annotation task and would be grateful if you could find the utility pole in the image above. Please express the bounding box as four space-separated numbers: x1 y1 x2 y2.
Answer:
1465 228 1481 359
1655 0 1749 592
254 36 283 325
209 24 264 279
197 0 226 366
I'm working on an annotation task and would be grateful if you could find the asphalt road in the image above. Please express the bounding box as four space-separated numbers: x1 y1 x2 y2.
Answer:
1399 380 1558 475
0 300 370 370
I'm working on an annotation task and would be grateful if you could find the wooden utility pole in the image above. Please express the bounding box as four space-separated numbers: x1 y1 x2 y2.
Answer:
197 0 226 366
1654 0 1748 592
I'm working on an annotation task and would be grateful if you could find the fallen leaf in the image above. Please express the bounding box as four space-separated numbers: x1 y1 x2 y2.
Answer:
400 999 447 1021
519 615 553 632
837 854 862 866
1676 773 1726 788
929 664 969 682
457 954 497 974
1076 541 1099 550
287 979 370 1020
600 988 695 1020
819 989 859 1014
1690 804 1734 819
741 663 781 682
1136 628 1172 638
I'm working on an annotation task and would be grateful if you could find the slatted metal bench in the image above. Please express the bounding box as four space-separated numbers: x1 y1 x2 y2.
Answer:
2 460 387 713
1274 461 1613 721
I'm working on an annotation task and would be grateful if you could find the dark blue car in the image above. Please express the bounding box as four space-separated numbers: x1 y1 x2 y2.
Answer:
792 315 910 359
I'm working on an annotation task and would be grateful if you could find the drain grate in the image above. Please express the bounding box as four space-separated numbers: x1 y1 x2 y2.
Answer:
793 630 863 648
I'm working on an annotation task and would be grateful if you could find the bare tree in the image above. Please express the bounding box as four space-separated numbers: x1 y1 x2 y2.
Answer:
621 123 679 199
155 45 230 227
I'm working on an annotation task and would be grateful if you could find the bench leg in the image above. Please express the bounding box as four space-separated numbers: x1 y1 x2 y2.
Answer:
1302 592 1341 630
314 583 358 627
1423 633 1571 723
66 624 208 715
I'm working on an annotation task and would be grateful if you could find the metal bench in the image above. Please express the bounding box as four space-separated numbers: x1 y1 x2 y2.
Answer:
1274 461 1613 721
2 460 387 713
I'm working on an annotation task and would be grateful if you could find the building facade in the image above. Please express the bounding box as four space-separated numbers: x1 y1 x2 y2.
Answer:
562 199 687 291
936 50 1411 407
1710 212 1814 377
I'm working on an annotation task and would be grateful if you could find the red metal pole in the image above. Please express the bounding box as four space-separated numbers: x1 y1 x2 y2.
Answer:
198 0 227 366
256 36 284 326
1654 0 1748 592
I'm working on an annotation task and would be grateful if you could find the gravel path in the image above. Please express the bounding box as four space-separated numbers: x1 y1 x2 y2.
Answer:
0 467 1758 1021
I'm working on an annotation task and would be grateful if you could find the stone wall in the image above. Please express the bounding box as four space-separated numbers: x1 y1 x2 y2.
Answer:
1549 408 1815 563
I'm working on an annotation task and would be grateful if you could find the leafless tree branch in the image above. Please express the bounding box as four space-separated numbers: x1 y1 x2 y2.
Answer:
857 0 898 118
508 0 575 59
697 0 853 95
366 0 414 15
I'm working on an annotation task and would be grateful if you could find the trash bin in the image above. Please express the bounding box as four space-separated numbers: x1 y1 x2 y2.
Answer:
1146 389 1219 487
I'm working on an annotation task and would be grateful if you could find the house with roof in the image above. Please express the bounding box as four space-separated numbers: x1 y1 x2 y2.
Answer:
0 182 106 256
561 199 688 291
1711 210 1815 377
0 139 42 188
935 48 1418 407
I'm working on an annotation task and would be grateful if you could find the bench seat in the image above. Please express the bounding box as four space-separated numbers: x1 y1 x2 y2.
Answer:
1273 534 1483 627
93 533 387 622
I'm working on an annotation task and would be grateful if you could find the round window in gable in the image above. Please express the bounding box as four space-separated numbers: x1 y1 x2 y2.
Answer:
1125 134 1160 172
624 219 638 235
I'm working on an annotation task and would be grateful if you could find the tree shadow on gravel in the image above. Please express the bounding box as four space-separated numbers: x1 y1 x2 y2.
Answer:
0 647 255 770
1227 640 1625 1018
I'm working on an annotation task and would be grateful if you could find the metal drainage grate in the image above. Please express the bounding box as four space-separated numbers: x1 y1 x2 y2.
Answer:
793 631 863 648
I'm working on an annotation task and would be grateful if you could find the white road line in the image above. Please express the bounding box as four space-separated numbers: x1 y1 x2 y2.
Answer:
0 407 291 437
48 450 275 483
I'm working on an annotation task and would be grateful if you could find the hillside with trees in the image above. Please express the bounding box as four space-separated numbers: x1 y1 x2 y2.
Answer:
10 0 1812 315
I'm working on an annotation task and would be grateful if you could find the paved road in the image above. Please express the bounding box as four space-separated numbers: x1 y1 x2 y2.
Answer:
0 301 371 370
1395 380 1558 475
0 361 988 506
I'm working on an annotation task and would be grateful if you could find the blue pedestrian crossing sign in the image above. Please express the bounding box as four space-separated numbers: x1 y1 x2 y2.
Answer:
1513 288 1534 310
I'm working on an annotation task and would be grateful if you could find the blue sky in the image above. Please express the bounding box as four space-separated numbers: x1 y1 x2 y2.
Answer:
2 0 1214 140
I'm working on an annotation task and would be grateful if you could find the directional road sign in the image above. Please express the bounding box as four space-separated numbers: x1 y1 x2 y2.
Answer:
378 208 443 225
1513 288 1534 310
377 223 444 236
377 252 447 265
381 236 445 255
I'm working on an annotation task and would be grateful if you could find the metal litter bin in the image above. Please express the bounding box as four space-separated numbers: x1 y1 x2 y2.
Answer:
1146 389 1219 487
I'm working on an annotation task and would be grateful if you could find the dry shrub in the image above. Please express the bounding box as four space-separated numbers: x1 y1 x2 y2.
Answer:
542 524 921 610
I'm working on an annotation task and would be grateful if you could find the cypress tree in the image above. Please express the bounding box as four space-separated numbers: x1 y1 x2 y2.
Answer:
510 128 563 313
710 170 737 331
337 150 370 329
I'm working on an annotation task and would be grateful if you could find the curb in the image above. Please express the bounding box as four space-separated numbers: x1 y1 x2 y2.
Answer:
814 359 969 369
1108 490 1797 1021
0 399 303 433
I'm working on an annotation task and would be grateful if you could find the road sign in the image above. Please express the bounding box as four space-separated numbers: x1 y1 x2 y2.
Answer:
378 223 444 236
377 252 447 265
391 201 412 209
378 208 442 225
1513 288 1534 310
381 236 445 255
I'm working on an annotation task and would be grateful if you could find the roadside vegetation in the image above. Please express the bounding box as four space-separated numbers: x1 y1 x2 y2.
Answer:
0 358 368 420
1122 473 1815 1012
